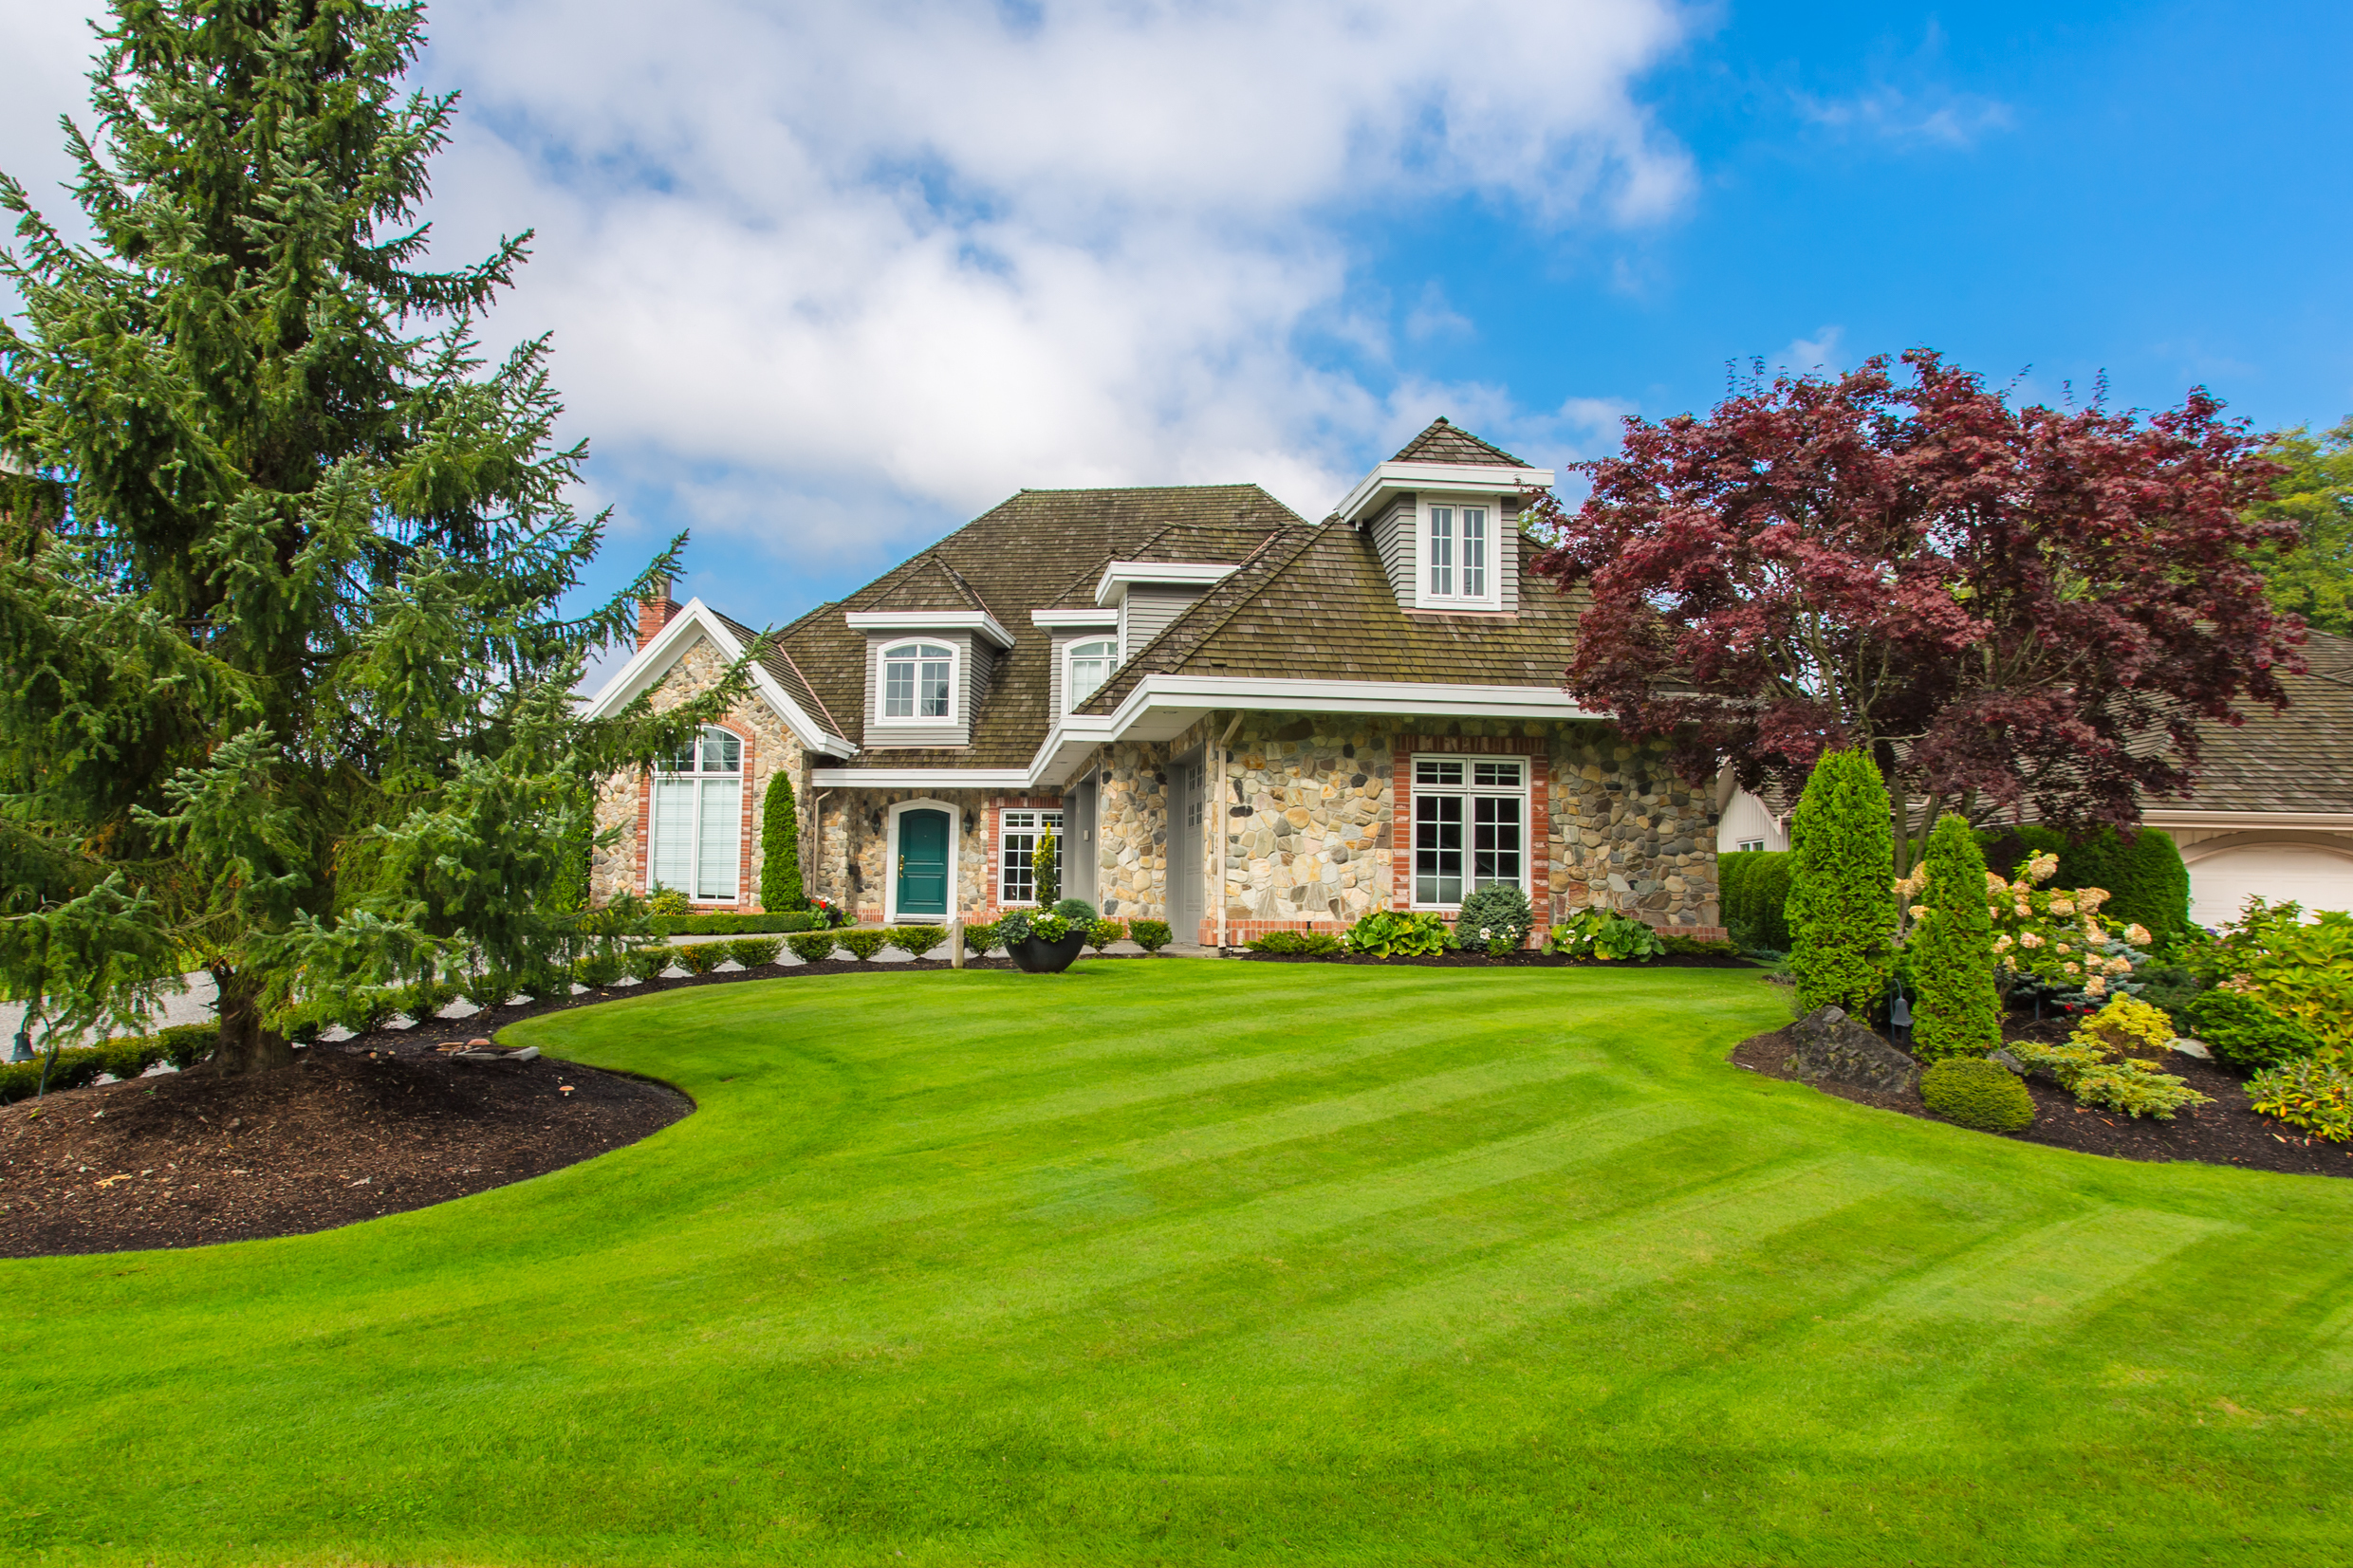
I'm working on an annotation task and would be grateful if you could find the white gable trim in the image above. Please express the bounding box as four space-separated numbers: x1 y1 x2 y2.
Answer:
581 600 856 758
843 608 1016 649
1093 560 1240 607
1333 459 1555 528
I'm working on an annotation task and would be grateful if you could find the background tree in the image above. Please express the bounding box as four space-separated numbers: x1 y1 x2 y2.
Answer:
1527 351 2303 875
760 773 805 912
0 0 740 1072
1786 749 1897 1017
2246 417 2353 636
1908 814 2002 1060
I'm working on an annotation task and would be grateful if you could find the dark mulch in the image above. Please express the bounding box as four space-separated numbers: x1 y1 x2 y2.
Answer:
1732 1015 2350 1178
1236 950 1755 968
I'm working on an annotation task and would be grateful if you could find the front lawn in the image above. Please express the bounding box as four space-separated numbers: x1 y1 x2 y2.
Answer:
3 962 2346 1565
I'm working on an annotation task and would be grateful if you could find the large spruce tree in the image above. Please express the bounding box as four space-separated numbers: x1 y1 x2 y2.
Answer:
0 1 733 1071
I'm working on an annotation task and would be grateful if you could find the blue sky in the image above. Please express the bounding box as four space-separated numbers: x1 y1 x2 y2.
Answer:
4 0 2348 651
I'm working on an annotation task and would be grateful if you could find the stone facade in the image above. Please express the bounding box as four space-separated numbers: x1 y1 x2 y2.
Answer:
814 789 995 925
1221 720 1395 924
588 633 808 910
1094 737 1176 921
1547 728 1717 928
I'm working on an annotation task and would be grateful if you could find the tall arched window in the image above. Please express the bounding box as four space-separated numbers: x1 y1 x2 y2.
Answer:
1065 637 1115 710
881 641 954 720
651 727 741 901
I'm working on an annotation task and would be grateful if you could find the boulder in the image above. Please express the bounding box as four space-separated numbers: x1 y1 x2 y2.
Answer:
1990 1048 2027 1076
1787 1006 1921 1097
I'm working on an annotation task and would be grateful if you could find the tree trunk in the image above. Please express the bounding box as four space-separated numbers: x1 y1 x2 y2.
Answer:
208 966 295 1076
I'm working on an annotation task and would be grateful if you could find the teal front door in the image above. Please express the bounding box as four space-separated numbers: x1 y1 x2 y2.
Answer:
897 808 951 917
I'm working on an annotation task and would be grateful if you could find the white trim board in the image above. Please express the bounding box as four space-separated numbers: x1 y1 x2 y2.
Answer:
580 599 855 758
1094 559 1240 607
844 608 1016 650
1333 459 1555 527
1030 608 1119 628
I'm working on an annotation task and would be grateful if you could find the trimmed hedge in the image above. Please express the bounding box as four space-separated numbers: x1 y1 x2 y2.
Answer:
960 921 1000 957
1920 1056 2037 1132
1719 851 1793 952
1127 919 1173 954
786 932 837 964
1 1024 219 1104
1086 918 1125 953
647 912 820 937
728 937 784 968
836 930 891 962
1249 930 1343 956
676 942 728 975
891 925 947 960
1977 824 2193 941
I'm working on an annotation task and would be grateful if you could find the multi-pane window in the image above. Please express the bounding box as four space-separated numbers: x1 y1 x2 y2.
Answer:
1736 838 1767 853
1412 756 1526 907
881 641 954 720
1184 760 1205 829
1424 502 1491 604
651 727 742 902
999 809 1064 905
1065 638 1115 710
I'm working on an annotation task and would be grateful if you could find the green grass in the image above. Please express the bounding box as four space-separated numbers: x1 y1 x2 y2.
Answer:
4 962 2349 1565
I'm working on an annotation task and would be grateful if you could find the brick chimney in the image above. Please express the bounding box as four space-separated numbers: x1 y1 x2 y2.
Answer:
637 574 678 649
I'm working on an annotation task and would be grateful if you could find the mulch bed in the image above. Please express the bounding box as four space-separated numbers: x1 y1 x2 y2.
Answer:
0 952 1074 1258
1732 1013 2350 1178
1236 950 1755 968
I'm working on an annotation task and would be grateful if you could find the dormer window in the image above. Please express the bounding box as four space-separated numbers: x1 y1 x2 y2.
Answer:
880 641 954 722
1424 501 1491 606
1065 637 1116 710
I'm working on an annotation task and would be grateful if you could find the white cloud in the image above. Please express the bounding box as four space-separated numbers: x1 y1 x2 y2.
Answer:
1404 281 1476 343
4 0 1695 600
1793 85 2011 149
1779 324 1845 372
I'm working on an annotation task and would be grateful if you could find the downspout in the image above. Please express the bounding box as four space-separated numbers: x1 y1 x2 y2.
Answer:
806 788 830 910
1214 711 1245 952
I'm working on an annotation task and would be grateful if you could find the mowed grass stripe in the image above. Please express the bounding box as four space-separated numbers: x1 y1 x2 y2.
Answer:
1859 1206 2235 1327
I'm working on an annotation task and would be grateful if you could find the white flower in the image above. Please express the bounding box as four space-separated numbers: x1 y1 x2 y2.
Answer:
2019 932 2045 949
2064 962 2082 975
2050 898 2076 916
2084 976 2108 997
2125 923 2153 946
1992 934 2014 952
1909 904 1930 921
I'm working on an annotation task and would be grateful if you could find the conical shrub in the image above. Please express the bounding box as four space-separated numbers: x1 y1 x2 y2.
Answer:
1787 749 1899 1017
1910 814 2003 1060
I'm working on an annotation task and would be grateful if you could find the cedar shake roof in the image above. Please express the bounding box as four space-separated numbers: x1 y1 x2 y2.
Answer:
2157 630 2353 816
768 484 1312 766
713 610 844 737
1076 523 1586 713
1389 416 1533 469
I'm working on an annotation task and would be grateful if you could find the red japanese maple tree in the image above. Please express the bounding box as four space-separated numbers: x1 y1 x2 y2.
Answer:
1526 350 2305 871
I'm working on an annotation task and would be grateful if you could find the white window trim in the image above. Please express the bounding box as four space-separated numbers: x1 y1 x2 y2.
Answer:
1735 839 1768 854
1408 752 1530 910
883 799 962 924
875 639 960 728
996 807 1065 908
1413 493 1503 612
649 726 746 906
1063 637 1118 716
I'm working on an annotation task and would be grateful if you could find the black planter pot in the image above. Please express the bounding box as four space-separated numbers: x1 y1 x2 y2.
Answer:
1010 931 1088 973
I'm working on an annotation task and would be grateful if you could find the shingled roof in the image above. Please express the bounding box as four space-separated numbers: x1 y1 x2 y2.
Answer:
2156 630 2353 816
768 485 1311 766
1389 417 1533 469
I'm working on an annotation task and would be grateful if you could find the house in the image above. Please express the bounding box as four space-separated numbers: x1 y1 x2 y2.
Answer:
1713 629 2353 927
580 420 1726 945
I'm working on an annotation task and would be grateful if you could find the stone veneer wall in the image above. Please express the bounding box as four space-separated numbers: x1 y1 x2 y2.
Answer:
589 633 807 909
812 790 995 925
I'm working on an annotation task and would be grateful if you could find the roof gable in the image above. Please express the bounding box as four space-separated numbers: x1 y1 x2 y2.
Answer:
1389 417 1532 469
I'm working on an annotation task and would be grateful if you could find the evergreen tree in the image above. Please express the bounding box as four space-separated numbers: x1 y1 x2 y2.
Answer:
759 772 805 912
1032 826 1060 908
1909 814 2002 1060
1786 749 1898 1016
0 1 735 1071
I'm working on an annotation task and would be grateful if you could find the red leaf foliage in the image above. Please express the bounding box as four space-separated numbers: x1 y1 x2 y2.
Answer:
1525 350 2305 842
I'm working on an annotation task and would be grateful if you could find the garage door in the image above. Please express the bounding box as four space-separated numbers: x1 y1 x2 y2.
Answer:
2188 845 2353 929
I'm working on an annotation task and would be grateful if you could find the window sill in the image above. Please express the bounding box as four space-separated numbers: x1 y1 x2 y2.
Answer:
1406 606 1514 618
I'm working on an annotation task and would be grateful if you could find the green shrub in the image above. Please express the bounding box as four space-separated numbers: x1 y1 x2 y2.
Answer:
728 937 784 968
1787 749 1899 1017
1546 907 1664 961
2073 995 2177 1060
2190 988 2323 1070
1248 930 1343 956
1920 1057 2037 1132
1033 827 1061 907
520 964 573 1001
1457 884 1532 957
649 887 692 916
622 947 672 983
890 926 946 960
960 920 1000 957
156 1024 217 1068
676 942 728 975
2008 1035 2213 1120
1086 919 1125 953
1909 814 2004 1061
836 930 890 962
2135 964 2206 1031
338 988 401 1036
760 771 807 913
1127 919 1173 954
787 932 837 964
462 969 518 1009
1051 897 1097 925
1659 933 1738 957
1719 851 1794 951
273 999 331 1043
2249 1056 2353 1141
646 911 819 937
398 979 459 1022
1342 910 1455 957
573 952 625 988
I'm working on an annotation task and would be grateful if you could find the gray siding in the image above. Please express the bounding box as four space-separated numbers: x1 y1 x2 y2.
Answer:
1499 499 1520 615
1047 623 1118 715
862 630 973 748
1121 583 1199 662
1372 494 1417 607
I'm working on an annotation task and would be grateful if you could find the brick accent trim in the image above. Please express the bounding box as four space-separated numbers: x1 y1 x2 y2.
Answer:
984 796 1064 913
1198 916 1729 950
1391 737 1550 929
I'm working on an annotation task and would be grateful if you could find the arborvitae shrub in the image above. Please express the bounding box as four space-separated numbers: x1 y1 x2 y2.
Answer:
2112 828 2192 943
786 932 837 964
1787 751 1899 1017
836 930 890 962
1720 852 1794 951
760 773 806 912
1920 1057 2037 1132
1911 814 2004 1061
1033 829 1061 907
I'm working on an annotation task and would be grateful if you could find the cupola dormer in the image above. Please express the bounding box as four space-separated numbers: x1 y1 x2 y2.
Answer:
1334 418 1553 616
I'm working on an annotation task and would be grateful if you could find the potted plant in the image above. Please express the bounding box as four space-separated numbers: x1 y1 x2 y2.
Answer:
1000 908 1087 974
